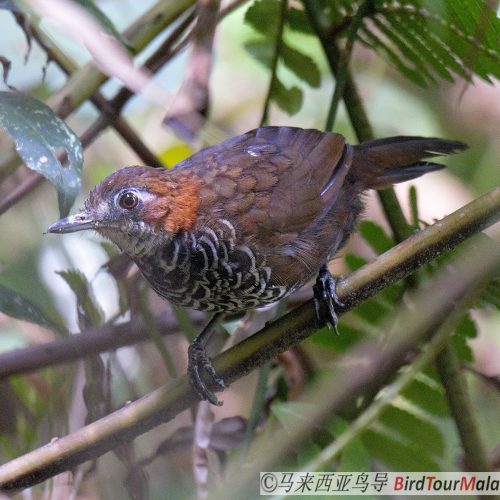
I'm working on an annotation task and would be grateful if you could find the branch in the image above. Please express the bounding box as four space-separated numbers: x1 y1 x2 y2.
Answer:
324 0 373 131
0 187 498 491
436 345 491 472
0 293 311 378
164 0 221 139
0 311 206 379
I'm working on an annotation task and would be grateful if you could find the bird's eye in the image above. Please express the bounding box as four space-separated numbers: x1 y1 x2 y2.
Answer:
118 191 139 210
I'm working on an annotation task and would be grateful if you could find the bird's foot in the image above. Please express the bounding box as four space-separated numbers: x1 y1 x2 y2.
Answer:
313 265 344 335
188 340 227 406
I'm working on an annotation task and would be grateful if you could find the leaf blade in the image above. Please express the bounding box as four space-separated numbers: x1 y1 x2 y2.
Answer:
0 284 66 334
0 92 83 216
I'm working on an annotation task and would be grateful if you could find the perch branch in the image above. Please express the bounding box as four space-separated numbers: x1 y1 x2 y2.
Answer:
0 187 498 491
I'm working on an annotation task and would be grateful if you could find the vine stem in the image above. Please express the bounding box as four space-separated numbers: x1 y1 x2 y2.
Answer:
436 346 491 473
325 1 373 131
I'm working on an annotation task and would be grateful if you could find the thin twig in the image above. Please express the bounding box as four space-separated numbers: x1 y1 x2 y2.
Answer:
260 0 288 126
164 0 221 139
325 0 373 131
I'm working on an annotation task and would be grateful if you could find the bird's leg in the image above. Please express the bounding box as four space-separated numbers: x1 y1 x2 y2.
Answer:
313 264 345 335
188 312 227 406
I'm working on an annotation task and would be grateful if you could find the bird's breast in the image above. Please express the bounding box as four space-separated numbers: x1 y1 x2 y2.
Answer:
136 225 288 312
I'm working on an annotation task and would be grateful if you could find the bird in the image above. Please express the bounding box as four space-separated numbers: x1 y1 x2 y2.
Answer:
48 126 467 405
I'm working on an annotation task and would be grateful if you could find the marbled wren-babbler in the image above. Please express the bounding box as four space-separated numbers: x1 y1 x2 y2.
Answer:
49 127 467 404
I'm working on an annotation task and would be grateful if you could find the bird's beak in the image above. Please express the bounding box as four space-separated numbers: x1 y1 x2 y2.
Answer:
47 210 96 234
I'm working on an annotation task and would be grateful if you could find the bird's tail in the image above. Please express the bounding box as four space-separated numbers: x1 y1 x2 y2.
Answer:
352 136 468 189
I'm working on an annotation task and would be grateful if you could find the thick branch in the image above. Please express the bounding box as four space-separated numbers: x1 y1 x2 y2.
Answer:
0 187 498 491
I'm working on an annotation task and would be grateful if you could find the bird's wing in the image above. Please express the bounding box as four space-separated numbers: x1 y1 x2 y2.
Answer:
182 127 351 249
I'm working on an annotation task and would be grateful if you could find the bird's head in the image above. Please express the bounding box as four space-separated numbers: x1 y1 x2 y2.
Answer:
48 166 202 255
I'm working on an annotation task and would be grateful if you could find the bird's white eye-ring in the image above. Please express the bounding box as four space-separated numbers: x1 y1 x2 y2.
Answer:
118 191 139 210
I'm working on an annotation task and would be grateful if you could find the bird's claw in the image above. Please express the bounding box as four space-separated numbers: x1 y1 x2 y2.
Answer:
313 265 344 335
188 341 227 406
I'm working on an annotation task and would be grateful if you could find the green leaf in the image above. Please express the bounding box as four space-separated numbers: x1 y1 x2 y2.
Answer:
56 270 103 328
379 406 444 457
452 313 477 362
364 0 500 86
386 12 455 82
244 39 273 68
363 429 441 471
379 282 404 305
359 220 394 254
297 441 323 466
344 253 367 272
352 298 389 325
286 7 313 33
0 92 83 216
244 0 281 37
310 324 366 351
0 284 66 334
338 435 371 472
408 13 468 79
329 418 371 471
476 276 500 310
271 78 303 115
371 16 437 85
271 401 316 432
359 28 429 87
281 43 321 87
402 377 448 417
